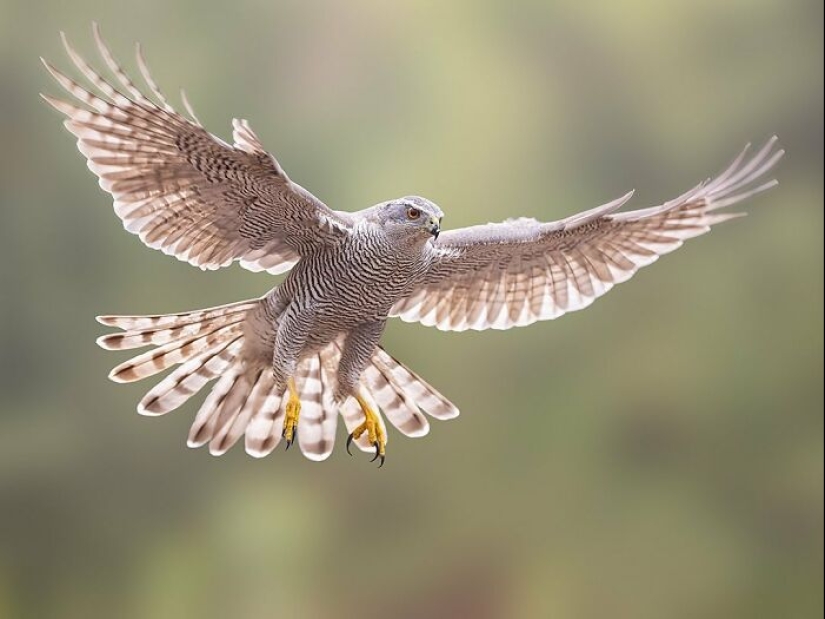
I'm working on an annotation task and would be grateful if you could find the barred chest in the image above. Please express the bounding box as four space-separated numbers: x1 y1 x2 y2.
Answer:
284 231 433 321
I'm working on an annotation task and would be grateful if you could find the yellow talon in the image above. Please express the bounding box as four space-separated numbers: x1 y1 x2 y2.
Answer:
282 377 301 448
347 391 386 466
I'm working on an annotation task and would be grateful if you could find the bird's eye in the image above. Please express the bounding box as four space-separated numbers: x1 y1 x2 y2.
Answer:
406 207 421 220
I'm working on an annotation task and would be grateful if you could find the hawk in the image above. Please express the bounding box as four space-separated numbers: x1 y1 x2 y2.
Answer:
42 25 783 466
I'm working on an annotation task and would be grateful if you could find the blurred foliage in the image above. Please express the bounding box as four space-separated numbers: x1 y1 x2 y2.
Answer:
0 0 822 618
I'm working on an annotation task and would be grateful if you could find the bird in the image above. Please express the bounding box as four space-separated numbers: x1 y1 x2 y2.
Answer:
42 25 783 466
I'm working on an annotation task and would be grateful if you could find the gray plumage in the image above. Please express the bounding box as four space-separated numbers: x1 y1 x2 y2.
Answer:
43 25 782 461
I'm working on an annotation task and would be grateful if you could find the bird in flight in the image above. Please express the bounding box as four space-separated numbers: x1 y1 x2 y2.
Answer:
42 25 783 466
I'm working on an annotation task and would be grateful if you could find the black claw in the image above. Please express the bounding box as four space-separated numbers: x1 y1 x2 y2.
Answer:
377 454 385 468
346 433 355 456
370 441 380 462
283 422 297 451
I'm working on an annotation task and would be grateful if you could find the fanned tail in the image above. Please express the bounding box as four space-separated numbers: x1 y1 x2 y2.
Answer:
97 300 257 426
98 300 460 460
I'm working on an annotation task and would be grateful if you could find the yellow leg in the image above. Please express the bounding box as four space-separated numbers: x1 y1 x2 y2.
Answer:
346 390 387 467
282 377 301 449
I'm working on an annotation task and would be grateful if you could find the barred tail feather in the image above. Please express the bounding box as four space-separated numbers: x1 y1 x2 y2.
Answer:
205 369 265 455
138 338 242 415
211 370 273 456
98 299 460 460
97 311 246 351
362 361 430 438
370 348 460 421
97 298 257 330
96 299 258 451
187 369 245 448
243 382 286 458
296 356 338 461
108 322 243 383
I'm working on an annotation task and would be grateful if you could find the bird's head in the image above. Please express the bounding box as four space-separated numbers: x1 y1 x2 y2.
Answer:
374 196 443 244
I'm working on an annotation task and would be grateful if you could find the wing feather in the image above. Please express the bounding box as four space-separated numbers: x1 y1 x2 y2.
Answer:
391 138 783 331
42 25 353 274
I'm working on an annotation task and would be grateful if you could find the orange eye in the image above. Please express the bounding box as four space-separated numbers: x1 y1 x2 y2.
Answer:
406 207 421 220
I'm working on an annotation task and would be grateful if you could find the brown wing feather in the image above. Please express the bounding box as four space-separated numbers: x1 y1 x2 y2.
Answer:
392 138 783 331
42 25 352 274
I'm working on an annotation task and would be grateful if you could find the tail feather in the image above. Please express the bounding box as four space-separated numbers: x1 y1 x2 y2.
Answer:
212 370 273 456
97 312 246 350
137 338 242 415
208 368 264 456
97 298 257 330
187 370 245 448
98 298 460 460
109 322 243 383
295 356 338 461
362 362 430 438
244 380 285 458
372 348 460 420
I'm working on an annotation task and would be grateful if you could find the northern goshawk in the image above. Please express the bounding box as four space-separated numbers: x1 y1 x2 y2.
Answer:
42 25 783 465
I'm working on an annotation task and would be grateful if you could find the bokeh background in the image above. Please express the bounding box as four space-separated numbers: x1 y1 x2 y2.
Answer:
1 1 822 617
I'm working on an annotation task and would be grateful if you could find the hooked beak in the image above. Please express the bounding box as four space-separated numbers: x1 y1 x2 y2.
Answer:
428 216 441 240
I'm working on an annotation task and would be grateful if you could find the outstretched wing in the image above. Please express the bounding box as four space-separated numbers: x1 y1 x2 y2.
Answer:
391 137 783 331
41 24 352 274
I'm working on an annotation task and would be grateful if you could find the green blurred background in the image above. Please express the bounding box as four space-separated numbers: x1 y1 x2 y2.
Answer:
1 0 822 617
